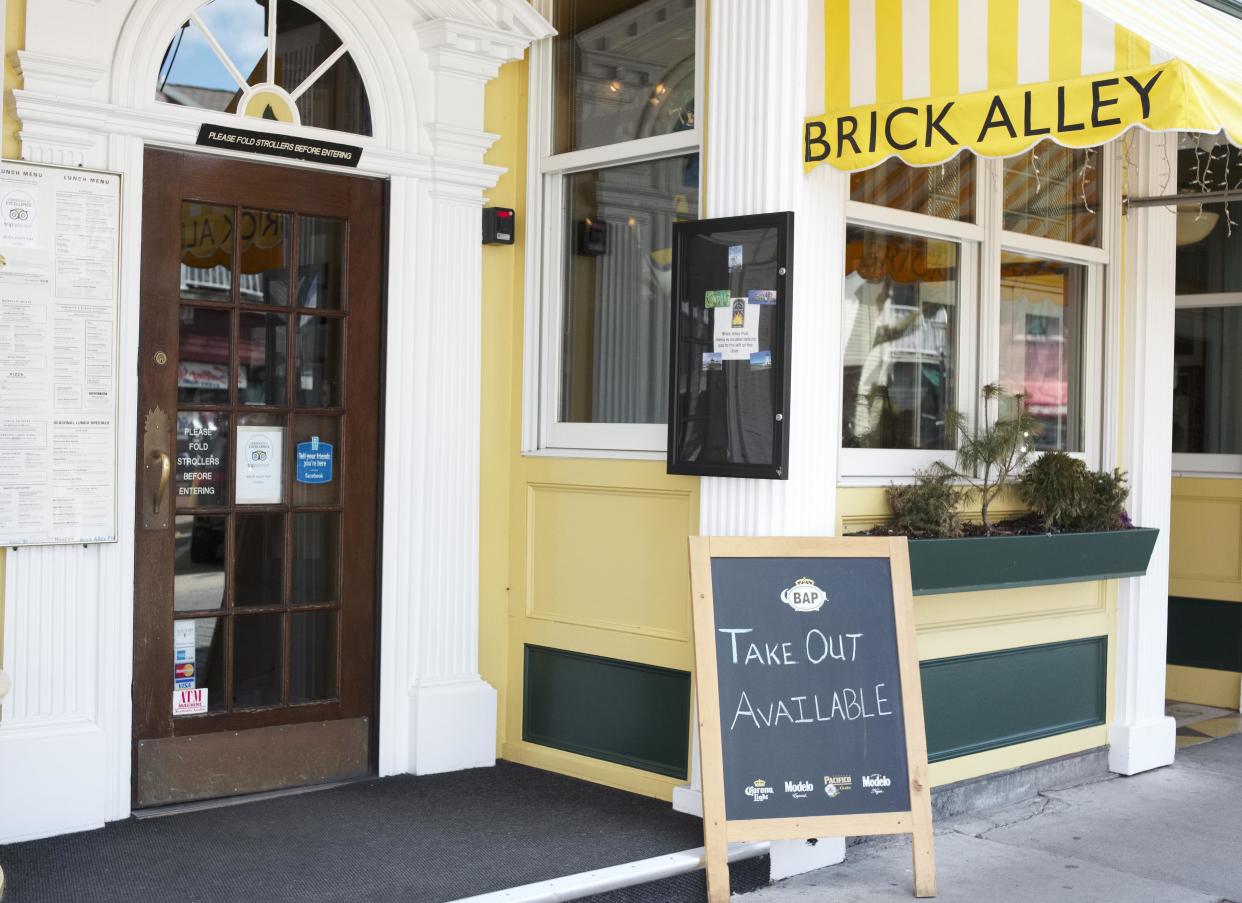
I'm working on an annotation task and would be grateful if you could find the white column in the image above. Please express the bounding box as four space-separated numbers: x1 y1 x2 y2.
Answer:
683 0 849 878
1109 132 1177 776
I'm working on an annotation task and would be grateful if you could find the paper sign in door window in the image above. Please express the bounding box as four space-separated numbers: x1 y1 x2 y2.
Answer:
713 302 760 360
172 687 208 716
174 661 196 690
174 619 195 665
296 436 334 484
236 426 283 504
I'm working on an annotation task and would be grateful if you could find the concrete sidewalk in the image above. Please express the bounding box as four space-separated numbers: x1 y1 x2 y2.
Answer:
744 733 1242 902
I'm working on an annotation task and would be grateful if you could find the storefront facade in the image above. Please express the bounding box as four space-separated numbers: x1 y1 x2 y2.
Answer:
1 0 1238 874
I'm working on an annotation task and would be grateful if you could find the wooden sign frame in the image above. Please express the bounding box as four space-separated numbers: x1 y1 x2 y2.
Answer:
689 536 936 900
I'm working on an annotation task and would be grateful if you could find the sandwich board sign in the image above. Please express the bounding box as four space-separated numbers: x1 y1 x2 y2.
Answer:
689 536 936 900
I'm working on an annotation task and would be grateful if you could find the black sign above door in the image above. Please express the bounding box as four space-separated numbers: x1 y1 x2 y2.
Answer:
196 124 363 168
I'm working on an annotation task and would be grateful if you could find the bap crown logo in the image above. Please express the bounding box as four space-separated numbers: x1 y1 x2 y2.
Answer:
781 577 827 612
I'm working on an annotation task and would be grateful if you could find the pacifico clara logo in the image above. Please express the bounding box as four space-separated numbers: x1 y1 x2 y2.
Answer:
780 577 827 613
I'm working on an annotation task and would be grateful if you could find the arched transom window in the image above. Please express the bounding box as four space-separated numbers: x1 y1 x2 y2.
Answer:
157 0 372 137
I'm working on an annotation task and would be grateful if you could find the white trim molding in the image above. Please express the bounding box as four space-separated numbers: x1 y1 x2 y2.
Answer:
1109 131 1178 777
1 0 550 844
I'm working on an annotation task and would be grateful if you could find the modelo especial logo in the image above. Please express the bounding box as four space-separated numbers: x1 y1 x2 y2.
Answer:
784 780 814 799
745 779 775 802
861 773 892 795
780 577 827 612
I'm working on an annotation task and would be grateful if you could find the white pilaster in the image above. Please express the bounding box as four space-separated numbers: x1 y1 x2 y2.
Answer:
686 0 848 876
1109 132 1177 776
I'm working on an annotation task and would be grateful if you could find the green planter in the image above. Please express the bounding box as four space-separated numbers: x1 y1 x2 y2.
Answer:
907 527 1159 596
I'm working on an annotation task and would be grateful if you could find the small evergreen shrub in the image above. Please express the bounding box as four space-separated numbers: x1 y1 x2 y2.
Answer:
1019 452 1130 532
887 468 966 538
1018 452 1090 531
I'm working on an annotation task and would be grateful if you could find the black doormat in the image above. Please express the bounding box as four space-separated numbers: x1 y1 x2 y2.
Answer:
0 762 711 903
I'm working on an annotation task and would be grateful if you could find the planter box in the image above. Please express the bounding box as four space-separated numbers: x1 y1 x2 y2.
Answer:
907 527 1160 596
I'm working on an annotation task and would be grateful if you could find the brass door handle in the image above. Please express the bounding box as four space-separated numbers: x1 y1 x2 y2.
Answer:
150 449 171 514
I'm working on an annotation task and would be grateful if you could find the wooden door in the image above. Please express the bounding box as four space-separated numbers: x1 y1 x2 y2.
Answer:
132 148 384 808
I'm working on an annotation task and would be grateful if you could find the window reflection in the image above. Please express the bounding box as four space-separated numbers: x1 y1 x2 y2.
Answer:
1003 140 1100 246
1173 307 1242 455
841 227 958 450
553 0 697 154
998 253 1086 452
560 154 699 424
851 156 976 222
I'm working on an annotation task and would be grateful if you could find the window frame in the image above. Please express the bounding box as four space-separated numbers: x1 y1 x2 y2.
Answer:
838 150 1113 484
522 0 706 458
1172 292 1242 476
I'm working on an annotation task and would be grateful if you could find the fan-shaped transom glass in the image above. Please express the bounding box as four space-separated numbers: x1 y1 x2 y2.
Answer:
157 0 372 137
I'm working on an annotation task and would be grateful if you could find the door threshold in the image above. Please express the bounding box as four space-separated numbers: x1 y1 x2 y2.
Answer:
132 778 366 819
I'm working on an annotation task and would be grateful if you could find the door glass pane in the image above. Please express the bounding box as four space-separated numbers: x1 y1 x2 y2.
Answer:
178 307 231 405
851 156 975 222
298 216 346 310
291 415 340 506
174 515 226 612
180 203 234 301
175 411 229 509
233 614 283 709
295 53 372 136
553 0 697 153
173 617 226 713
842 227 960 450
234 513 284 607
560 154 699 423
1173 306 1242 454
239 210 291 306
296 315 342 407
999 253 1086 452
238 312 288 406
1003 140 1100 247
290 611 337 703
292 513 339 605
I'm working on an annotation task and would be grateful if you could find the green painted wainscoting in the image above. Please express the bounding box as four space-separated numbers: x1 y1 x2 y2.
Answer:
920 637 1108 762
522 645 692 779
1167 596 1242 673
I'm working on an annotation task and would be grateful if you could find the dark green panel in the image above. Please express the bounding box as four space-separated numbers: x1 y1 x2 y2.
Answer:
1167 596 1242 673
908 528 1159 596
921 637 1107 763
523 645 691 779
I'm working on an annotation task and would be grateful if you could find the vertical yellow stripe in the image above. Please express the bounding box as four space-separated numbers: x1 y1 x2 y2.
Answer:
826 0 851 111
988 0 1019 89
1049 0 1082 81
929 0 958 97
876 0 904 103
1115 24 1150 70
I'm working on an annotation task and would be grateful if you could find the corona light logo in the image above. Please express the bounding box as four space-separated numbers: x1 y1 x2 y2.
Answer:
780 577 827 613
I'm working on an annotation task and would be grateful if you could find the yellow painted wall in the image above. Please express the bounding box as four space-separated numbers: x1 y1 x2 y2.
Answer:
0 0 27 668
1167 476 1242 709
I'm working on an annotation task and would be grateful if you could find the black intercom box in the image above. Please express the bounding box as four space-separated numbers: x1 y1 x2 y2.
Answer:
482 207 515 245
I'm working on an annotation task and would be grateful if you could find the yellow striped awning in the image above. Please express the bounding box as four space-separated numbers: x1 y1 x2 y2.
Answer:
805 0 1242 171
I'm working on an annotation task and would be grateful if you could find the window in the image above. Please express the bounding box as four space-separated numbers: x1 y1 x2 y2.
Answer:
840 140 1108 480
156 0 372 137
530 0 701 454
1173 139 1242 474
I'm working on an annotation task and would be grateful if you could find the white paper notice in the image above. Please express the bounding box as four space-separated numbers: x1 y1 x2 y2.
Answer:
0 163 120 546
713 301 761 360
236 426 284 504
173 688 209 717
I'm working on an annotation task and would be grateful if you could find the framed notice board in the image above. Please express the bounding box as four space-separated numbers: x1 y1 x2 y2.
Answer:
666 212 793 480
689 536 935 901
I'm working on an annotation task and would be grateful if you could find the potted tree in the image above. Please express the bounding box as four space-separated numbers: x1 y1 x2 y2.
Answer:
870 385 1159 595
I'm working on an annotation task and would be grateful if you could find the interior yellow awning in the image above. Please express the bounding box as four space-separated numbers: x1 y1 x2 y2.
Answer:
805 0 1242 172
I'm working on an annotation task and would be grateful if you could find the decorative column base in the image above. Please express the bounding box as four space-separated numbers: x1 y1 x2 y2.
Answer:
1108 716 1176 776
408 678 498 775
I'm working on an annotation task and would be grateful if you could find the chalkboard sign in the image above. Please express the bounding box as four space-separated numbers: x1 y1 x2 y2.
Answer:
666 212 793 480
689 537 935 901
